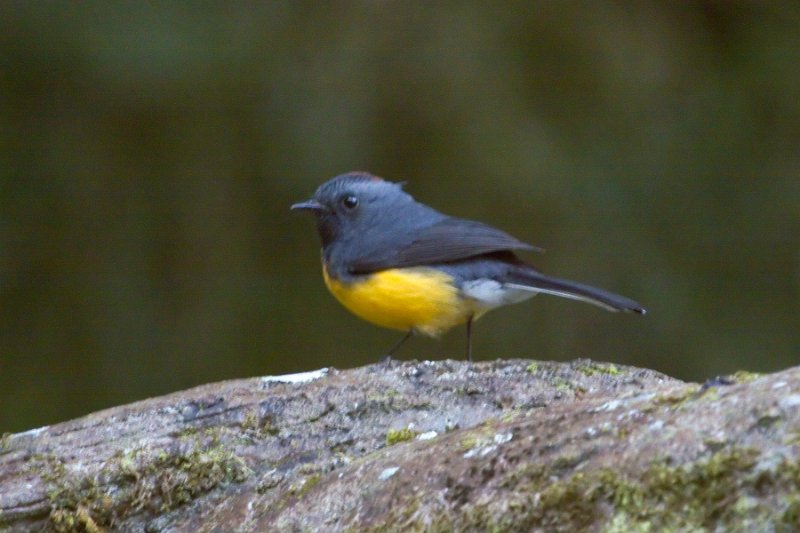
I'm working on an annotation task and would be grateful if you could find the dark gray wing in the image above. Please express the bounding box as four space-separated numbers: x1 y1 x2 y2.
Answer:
348 217 542 274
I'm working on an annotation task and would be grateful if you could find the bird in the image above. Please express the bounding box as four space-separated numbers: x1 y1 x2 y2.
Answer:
292 171 645 361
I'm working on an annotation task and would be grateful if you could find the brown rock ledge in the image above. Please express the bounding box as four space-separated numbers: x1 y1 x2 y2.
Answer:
1 359 797 531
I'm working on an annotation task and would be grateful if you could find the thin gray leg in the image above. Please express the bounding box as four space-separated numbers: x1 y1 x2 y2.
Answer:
466 316 474 362
382 330 413 362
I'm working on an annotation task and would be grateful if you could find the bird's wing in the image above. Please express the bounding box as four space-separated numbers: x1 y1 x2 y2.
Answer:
348 217 542 274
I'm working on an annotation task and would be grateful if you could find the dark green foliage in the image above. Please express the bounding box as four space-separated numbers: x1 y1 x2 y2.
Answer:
2 2 799 431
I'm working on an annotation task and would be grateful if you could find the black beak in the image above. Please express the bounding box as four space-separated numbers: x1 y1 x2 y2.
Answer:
291 199 326 212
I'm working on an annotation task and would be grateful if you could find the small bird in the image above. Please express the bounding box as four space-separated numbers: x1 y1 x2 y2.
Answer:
292 172 645 361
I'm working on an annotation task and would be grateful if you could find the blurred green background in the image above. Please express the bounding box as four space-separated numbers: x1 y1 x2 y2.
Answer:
2 2 798 432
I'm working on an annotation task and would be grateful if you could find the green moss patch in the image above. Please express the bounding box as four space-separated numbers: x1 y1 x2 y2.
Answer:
28 430 251 531
368 447 800 531
386 428 419 446
480 448 799 531
576 361 622 377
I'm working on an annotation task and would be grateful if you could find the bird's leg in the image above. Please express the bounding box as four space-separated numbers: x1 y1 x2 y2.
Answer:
466 315 474 362
381 330 413 363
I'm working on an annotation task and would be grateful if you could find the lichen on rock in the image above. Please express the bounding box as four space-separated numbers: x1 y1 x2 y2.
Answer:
1 359 798 531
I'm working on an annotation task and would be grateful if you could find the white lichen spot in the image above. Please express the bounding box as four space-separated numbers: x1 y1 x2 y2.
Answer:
379 466 400 480
493 432 513 445
463 443 495 458
615 408 642 423
261 368 329 385
640 392 656 401
755 452 785 473
597 399 622 412
14 425 49 439
417 431 438 441
772 381 787 390
779 394 800 410
480 444 498 457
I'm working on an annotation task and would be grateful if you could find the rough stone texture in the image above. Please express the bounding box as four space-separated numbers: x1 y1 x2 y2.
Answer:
1 359 798 532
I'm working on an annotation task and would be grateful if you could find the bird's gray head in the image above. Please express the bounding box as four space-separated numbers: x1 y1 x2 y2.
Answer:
291 172 425 249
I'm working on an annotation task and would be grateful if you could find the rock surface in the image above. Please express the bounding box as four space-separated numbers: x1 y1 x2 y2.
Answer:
1 359 798 531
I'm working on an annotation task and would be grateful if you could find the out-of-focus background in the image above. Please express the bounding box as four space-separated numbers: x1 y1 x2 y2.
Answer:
2 2 798 432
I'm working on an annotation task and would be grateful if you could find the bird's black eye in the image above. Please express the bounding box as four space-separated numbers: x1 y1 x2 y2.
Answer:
341 194 358 210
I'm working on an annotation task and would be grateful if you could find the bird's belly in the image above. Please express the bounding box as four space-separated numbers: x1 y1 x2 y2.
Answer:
322 266 471 337
461 278 538 310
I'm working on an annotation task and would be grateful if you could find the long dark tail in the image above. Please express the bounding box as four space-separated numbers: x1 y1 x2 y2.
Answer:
505 268 646 314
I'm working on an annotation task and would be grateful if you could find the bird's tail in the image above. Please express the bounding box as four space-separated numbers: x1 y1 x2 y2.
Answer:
505 268 646 314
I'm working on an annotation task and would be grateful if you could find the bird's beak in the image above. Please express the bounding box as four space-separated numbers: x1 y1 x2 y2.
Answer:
291 199 326 212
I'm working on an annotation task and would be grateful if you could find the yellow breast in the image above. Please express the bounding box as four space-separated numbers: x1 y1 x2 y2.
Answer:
322 265 473 337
